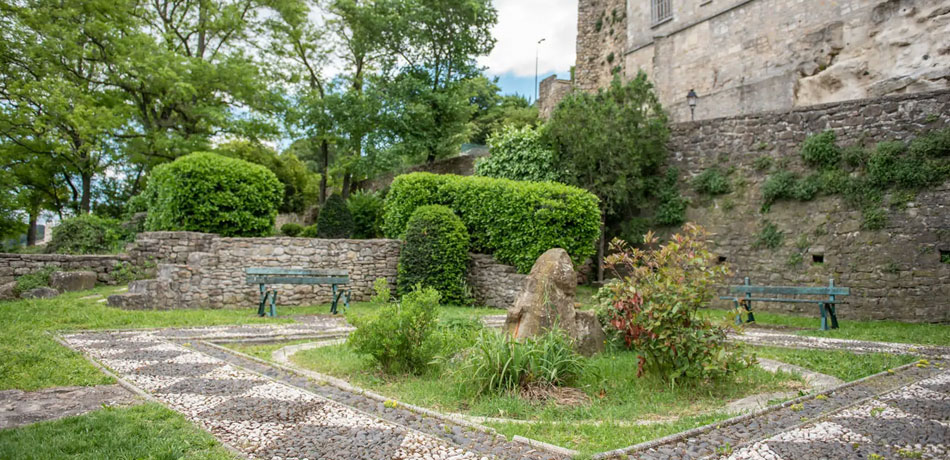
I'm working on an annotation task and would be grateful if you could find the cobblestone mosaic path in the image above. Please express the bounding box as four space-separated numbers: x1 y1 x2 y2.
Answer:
62 322 564 460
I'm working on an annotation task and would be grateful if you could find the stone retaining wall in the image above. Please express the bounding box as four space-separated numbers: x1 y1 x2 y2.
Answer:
0 253 131 285
467 254 527 309
670 90 950 322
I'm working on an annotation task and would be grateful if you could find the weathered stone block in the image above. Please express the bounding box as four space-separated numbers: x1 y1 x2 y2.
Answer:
49 271 97 292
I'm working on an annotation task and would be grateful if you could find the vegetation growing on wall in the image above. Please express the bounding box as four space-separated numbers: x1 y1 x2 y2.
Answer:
693 167 732 196
760 128 950 227
476 125 561 183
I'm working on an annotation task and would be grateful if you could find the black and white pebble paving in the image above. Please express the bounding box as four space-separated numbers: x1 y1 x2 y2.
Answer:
732 329 950 359
63 324 564 460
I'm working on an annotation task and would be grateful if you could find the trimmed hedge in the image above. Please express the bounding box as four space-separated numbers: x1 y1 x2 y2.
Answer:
383 173 601 273
144 152 282 237
398 205 470 303
47 214 128 254
315 194 354 238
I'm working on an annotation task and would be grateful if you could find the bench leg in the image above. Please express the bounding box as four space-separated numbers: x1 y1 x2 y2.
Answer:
269 289 277 318
342 289 350 313
330 285 339 315
829 304 839 329
733 299 743 325
819 303 829 331
258 285 268 317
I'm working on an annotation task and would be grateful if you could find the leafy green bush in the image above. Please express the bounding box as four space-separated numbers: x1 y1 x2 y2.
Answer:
460 328 584 395
47 215 129 254
14 266 58 295
603 224 753 383
861 206 887 230
753 155 773 171
315 194 354 238
909 128 950 158
280 223 304 237
348 191 385 239
842 146 868 168
397 206 470 304
761 171 798 210
347 285 441 374
801 130 840 169
144 152 282 237
383 173 601 273
216 140 319 213
300 224 318 238
753 221 784 249
476 125 561 182
653 169 688 226
693 167 731 195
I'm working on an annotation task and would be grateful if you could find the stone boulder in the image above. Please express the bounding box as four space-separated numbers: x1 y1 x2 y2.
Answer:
50 271 97 292
0 282 17 301
22 287 59 299
505 248 605 356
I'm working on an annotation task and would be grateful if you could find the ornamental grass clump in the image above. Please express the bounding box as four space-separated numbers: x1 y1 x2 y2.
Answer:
603 223 753 384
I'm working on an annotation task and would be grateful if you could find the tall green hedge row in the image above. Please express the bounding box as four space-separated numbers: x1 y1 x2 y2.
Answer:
144 152 282 237
383 173 601 273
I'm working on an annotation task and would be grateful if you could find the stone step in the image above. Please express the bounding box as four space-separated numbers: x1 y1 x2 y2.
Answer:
106 293 147 310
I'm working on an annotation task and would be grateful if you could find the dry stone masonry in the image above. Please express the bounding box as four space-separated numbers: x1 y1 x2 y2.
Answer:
671 89 950 322
0 253 131 286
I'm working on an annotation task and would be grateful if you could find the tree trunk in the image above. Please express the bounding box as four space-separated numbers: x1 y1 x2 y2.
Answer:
27 213 37 246
319 139 329 204
80 173 92 214
341 173 352 200
596 213 606 283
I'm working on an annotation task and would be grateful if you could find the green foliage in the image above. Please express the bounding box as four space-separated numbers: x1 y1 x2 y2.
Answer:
861 207 887 230
315 194 354 238
476 125 560 182
801 130 841 169
347 286 441 374
468 77 540 145
216 141 319 213
47 214 129 255
397 206 470 304
908 128 950 158
546 72 668 217
867 141 937 189
383 173 601 273
111 261 154 285
754 221 784 249
459 328 584 395
14 266 58 295
144 152 282 237
753 155 773 171
842 146 868 168
300 224 319 238
280 223 304 237
761 171 798 210
653 169 688 226
693 167 731 195
603 224 752 383
347 191 385 239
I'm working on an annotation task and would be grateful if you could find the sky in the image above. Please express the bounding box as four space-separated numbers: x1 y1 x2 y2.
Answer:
479 0 578 102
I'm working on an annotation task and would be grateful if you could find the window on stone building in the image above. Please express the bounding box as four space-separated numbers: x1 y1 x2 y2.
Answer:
651 0 673 24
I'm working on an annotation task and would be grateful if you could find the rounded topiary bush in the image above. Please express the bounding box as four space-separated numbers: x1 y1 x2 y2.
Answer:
315 194 354 238
280 223 304 237
143 152 282 237
47 214 127 254
397 205 470 304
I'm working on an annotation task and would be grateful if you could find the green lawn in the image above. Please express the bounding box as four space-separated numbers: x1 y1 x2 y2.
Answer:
0 403 237 459
754 346 918 381
0 285 496 391
701 308 950 346
269 341 802 456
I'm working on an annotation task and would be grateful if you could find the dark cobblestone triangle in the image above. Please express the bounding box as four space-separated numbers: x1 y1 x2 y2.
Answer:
154 377 264 396
256 424 407 460
198 396 327 424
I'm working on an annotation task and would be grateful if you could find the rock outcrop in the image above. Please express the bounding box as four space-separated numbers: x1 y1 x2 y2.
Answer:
505 248 605 356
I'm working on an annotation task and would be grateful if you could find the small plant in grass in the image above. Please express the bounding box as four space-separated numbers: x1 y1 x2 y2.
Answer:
280 223 304 237
460 327 584 395
801 130 841 169
692 167 731 195
603 224 753 383
14 266 59 295
753 221 783 249
347 285 441 374
898 448 924 459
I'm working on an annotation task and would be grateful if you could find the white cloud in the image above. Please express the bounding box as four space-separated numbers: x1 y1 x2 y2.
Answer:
479 0 578 77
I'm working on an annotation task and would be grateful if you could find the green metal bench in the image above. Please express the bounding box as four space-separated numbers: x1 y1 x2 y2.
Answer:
245 268 350 317
720 277 850 331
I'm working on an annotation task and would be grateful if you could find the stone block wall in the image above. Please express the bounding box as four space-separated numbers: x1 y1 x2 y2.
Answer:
0 253 131 285
575 0 627 92
468 254 527 309
125 232 217 266
668 89 950 322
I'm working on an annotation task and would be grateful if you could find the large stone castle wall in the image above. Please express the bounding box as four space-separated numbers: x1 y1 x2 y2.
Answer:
670 89 950 322
575 0 950 122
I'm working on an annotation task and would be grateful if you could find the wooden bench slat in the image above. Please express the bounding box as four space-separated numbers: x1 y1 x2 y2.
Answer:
245 268 348 277
246 275 349 285
727 285 850 296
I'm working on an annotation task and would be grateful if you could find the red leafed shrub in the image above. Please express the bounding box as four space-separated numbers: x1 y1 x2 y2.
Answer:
603 223 753 383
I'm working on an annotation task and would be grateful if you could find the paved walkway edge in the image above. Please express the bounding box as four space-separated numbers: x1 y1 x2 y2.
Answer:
590 359 922 460
202 340 582 459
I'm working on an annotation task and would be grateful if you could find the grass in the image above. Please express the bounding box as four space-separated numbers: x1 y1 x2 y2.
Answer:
0 285 496 391
700 308 950 346
0 403 237 459
275 342 803 455
754 346 917 381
